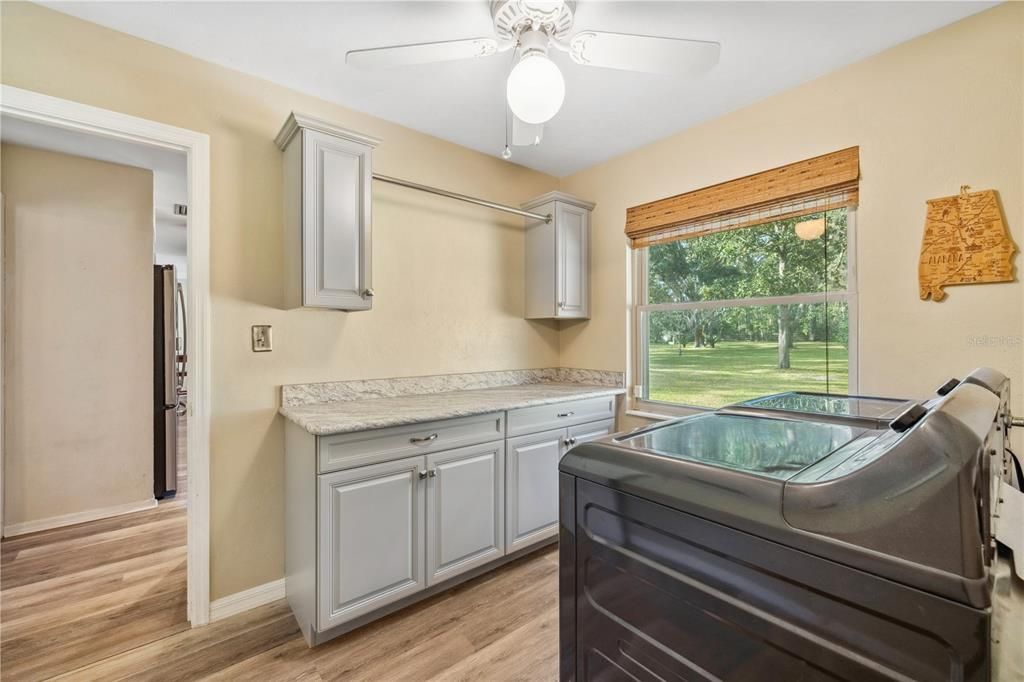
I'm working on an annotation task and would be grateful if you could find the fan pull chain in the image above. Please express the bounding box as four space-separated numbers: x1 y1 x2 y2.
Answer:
501 45 518 160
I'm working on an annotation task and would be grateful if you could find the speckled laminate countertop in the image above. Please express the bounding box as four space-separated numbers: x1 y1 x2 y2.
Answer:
280 382 625 436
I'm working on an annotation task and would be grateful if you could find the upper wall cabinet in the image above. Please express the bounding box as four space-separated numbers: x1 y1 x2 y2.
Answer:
522 192 595 320
276 113 380 311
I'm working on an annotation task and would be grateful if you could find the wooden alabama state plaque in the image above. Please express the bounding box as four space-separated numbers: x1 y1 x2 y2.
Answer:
919 186 1016 301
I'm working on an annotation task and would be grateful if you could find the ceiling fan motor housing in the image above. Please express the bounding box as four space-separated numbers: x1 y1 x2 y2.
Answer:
518 27 551 58
491 0 576 41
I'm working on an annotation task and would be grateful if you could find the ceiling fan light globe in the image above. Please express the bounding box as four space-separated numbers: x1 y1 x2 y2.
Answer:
506 53 565 125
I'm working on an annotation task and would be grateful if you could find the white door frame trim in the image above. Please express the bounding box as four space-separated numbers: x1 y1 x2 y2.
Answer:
0 84 212 626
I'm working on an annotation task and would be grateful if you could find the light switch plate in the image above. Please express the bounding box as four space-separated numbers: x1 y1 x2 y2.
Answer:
252 325 273 352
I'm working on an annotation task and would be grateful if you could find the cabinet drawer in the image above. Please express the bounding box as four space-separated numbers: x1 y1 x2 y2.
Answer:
318 412 505 473
506 396 616 438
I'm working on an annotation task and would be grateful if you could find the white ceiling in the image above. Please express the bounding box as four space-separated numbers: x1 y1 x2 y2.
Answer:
44 1 995 177
1 115 189 273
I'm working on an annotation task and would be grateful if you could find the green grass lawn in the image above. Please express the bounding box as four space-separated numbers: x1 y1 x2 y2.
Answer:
648 341 849 408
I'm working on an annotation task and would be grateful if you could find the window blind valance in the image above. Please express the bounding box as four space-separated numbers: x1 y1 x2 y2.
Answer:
625 146 859 248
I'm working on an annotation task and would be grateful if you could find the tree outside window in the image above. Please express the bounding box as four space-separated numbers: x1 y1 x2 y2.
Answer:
640 209 852 408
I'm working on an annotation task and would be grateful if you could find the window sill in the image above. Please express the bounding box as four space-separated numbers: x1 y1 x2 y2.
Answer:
625 409 675 422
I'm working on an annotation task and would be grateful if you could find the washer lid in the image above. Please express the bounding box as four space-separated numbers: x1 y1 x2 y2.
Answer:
622 413 870 481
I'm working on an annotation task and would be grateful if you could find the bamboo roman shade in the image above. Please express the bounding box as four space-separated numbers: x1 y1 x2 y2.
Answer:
625 146 860 248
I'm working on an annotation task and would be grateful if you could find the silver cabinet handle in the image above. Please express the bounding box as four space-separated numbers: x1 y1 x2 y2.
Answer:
362 288 375 298
563 436 578 447
418 470 429 480
428 469 437 478
558 301 565 308
557 411 575 418
410 433 438 444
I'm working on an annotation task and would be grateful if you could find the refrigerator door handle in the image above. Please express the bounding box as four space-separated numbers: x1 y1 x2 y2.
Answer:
162 269 176 406
176 281 187 393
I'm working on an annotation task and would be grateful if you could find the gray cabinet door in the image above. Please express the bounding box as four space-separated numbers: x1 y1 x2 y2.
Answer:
302 129 372 310
555 201 589 318
425 441 505 585
506 427 566 552
317 455 425 631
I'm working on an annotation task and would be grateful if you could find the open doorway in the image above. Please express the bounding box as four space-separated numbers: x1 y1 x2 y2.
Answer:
153 145 189 505
0 87 210 677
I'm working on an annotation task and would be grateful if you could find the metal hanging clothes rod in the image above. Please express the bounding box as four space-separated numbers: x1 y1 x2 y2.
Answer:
372 173 552 223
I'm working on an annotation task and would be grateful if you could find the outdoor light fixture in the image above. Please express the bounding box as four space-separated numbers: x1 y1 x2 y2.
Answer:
506 31 566 125
795 217 826 241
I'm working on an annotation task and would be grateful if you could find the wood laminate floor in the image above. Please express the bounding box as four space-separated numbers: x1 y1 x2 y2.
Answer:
2 407 559 680
50 545 559 682
1 499 189 680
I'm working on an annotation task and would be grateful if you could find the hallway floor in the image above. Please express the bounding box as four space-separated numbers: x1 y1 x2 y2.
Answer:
2 415 190 680
1 498 188 680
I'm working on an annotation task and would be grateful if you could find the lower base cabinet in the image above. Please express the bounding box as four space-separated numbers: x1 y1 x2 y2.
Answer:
318 440 504 632
506 419 615 552
285 400 618 646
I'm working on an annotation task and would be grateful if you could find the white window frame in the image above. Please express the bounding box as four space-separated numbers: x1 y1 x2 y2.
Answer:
629 209 859 419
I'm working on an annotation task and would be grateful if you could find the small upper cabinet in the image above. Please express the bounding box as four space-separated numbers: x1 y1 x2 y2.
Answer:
276 113 380 311
522 191 595 320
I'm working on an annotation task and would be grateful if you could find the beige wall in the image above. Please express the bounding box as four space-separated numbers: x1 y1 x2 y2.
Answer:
560 3 1024 427
0 3 559 597
1 143 154 528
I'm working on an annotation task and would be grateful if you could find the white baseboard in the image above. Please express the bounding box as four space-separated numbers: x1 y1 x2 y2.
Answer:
210 578 286 622
3 497 158 537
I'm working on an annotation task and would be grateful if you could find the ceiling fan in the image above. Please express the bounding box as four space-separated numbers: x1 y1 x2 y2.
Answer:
346 1 720 155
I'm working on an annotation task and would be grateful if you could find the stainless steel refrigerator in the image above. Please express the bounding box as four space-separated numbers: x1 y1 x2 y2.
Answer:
154 264 186 499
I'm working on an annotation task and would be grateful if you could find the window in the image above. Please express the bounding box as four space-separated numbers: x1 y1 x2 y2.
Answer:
633 209 856 411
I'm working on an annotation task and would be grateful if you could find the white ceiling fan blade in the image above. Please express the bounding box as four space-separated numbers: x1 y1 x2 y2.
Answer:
569 31 720 76
512 116 544 147
347 38 500 69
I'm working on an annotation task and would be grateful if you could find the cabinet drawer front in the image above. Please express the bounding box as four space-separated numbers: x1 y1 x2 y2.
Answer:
425 441 505 585
506 396 615 437
319 412 505 473
317 456 425 631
